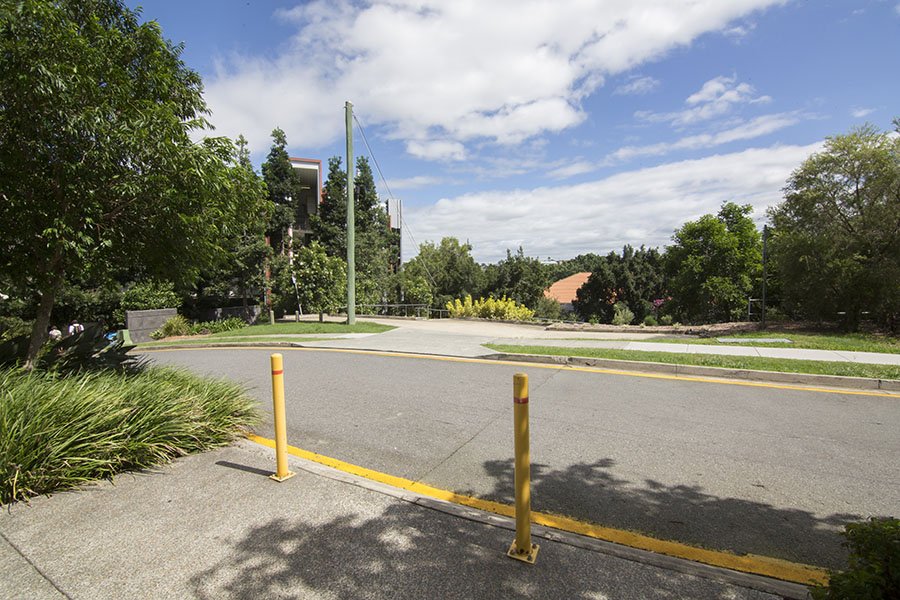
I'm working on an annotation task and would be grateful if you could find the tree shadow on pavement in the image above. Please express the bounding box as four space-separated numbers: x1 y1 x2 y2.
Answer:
475 457 861 571
187 497 776 600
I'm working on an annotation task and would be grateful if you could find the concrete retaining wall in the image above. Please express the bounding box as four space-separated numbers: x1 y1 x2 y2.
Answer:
126 308 177 343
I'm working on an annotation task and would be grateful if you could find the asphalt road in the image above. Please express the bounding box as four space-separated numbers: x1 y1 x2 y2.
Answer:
144 346 900 570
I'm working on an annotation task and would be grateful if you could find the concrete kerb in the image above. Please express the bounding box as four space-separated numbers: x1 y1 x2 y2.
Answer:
488 352 900 393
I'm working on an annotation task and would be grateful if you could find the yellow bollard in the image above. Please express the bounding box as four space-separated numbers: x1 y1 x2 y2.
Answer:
269 354 295 482
507 372 539 563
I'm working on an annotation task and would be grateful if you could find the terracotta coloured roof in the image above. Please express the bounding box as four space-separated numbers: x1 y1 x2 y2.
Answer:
544 272 591 305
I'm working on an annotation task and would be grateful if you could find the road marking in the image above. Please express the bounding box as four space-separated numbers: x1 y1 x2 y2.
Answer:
247 433 829 585
142 345 900 398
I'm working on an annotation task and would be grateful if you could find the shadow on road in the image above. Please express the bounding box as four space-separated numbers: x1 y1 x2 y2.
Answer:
474 457 859 570
187 498 768 600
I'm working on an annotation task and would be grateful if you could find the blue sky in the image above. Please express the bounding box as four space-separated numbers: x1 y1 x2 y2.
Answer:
126 0 899 264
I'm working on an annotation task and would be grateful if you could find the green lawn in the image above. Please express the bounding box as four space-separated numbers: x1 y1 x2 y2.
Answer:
135 321 395 347
486 344 900 381
568 332 900 354
137 336 338 347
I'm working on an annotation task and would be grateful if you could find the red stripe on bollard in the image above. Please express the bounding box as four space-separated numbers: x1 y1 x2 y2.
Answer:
272 369 283 375
514 396 529 404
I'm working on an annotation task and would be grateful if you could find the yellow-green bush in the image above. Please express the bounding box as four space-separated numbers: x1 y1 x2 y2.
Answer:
446 295 535 321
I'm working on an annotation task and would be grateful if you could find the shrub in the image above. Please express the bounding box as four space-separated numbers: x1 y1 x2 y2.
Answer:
643 315 659 326
0 316 31 342
809 518 899 599
0 324 140 374
116 280 181 325
0 366 260 504
589 315 600 325
660 315 673 326
446 295 535 321
612 302 634 326
534 295 562 321
152 314 191 339
189 317 246 335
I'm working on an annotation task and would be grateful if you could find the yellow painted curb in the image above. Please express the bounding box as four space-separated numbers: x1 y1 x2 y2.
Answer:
247 434 829 586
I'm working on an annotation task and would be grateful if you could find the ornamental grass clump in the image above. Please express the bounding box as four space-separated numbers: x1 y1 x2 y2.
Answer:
0 366 260 504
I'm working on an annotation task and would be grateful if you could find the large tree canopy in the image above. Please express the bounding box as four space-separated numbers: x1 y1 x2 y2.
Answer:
769 121 900 331
0 0 260 364
261 127 305 253
311 155 395 304
481 248 550 310
664 202 761 323
404 237 484 308
573 245 665 323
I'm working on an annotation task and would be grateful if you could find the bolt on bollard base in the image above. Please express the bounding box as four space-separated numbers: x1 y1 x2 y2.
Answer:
506 540 539 564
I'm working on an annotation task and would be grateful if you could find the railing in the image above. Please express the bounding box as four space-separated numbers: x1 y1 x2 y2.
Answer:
334 304 588 323
334 303 437 318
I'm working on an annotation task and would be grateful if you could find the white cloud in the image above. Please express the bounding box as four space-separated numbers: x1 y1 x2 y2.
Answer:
608 112 803 161
203 0 787 156
404 141 822 263
405 140 467 162
548 161 596 179
636 75 772 127
851 107 876 118
614 76 661 96
383 175 443 191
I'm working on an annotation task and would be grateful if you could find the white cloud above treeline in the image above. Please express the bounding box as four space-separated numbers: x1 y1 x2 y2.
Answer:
404 141 822 263
203 0 787 157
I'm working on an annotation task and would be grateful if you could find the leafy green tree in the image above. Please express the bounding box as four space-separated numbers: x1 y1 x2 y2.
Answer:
573 246 665 323
396 271 433 307
196 135 270 319
0 0 261 366
482 248 550 309
311 157 347 259
293 241 347 321
404 237 484 308
546 253 606 282
769 121 900 331
311 155 394 305
664 203 761 323
261 128 304 253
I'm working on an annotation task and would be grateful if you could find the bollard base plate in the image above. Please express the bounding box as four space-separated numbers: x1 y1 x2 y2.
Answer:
506 541 540 564
269 471 296 482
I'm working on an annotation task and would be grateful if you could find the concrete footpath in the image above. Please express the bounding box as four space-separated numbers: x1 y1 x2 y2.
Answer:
1 440 806 600
4 317 877 599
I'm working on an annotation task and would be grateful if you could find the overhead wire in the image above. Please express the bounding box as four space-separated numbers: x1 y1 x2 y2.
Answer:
352 113 439 289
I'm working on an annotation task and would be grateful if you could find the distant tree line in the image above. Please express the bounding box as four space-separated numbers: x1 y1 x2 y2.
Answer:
396 119 900 332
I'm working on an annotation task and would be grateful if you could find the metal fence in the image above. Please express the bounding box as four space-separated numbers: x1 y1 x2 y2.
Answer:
333 304 444 318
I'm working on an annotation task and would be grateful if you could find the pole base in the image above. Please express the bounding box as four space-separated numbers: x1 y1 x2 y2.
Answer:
506 541 539 564
269 471 296 482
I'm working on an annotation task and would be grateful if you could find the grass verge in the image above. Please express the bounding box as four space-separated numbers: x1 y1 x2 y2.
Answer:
616 332 900 354
137 336 336 347
0 366 260 505
486 344 900 381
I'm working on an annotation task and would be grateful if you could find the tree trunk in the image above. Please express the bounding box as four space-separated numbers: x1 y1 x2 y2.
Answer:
24 267 65 370
318 311 324 323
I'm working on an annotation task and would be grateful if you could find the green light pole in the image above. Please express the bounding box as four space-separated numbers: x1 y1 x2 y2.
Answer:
345 101 356 324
